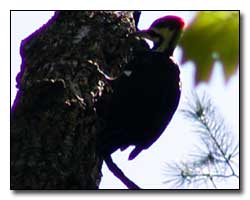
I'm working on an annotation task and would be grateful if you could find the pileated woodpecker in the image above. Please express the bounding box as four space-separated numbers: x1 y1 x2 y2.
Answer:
96 15 185 188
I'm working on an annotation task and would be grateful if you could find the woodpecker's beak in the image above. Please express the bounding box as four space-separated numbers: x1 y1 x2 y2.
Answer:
134 29 160 44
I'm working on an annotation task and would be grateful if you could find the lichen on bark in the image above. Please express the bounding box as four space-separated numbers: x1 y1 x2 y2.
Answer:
11 11 140 189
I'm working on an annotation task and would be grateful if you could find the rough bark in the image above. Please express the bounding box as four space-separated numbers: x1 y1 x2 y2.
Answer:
10 11 139 189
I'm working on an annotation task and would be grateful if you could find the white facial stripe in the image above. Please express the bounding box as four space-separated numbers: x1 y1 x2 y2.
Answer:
153 28 174 52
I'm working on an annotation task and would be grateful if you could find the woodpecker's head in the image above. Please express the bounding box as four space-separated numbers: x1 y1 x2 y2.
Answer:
136 15 185 56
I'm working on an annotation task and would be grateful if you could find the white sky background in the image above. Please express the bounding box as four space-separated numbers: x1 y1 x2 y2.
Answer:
11 11 239 189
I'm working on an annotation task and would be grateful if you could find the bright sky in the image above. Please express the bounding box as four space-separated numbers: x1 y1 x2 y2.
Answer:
11 11 239 189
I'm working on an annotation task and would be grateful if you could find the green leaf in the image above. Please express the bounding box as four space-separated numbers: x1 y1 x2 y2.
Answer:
179 11 239 84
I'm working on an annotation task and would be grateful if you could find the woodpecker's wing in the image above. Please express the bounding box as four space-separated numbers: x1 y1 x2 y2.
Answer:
98 52 180 160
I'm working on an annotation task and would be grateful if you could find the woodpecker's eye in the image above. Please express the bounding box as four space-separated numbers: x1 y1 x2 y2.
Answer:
147 29 162 42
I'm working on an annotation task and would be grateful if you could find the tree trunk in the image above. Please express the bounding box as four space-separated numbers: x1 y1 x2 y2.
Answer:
10 11 138 189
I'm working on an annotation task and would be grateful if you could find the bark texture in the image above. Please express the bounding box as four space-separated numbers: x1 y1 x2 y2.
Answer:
11 11 139 189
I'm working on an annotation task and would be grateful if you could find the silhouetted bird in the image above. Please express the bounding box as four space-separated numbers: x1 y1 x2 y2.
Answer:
97 15 185 161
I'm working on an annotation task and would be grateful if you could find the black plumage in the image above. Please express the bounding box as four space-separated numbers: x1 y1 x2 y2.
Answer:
97 51 181 160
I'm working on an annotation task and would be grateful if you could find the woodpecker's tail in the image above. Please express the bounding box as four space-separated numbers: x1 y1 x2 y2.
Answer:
104 156 140 189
